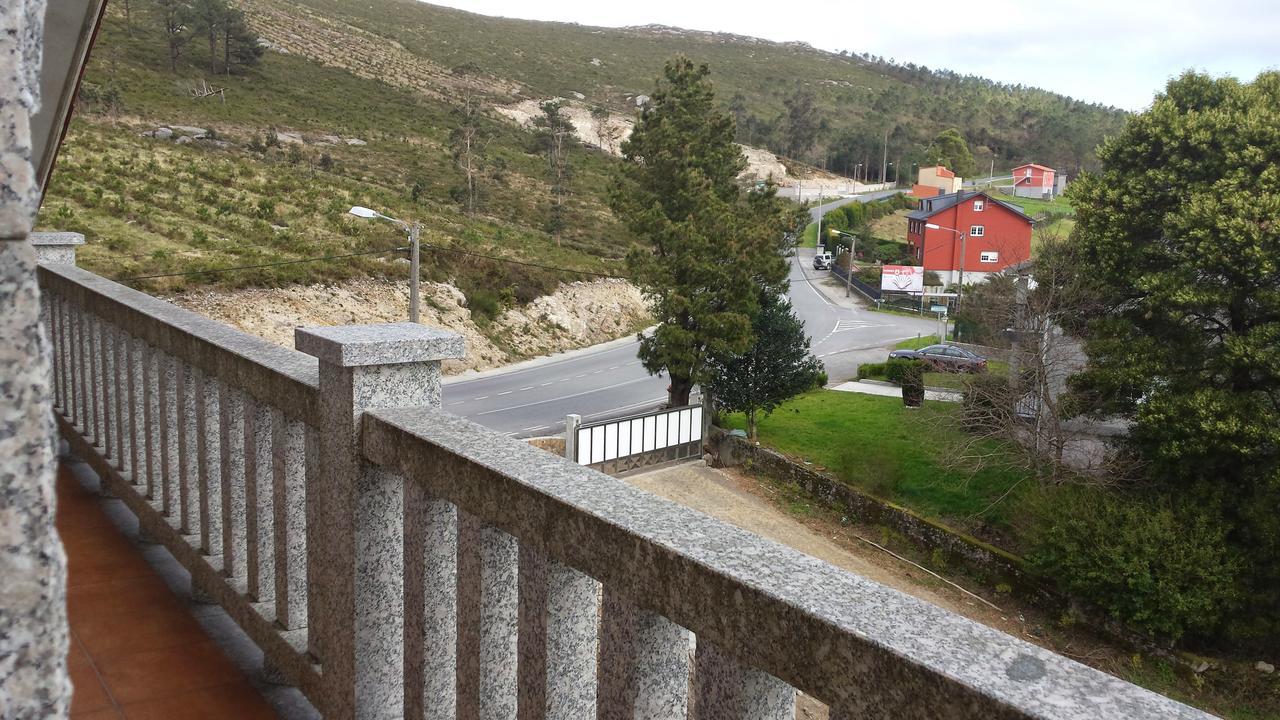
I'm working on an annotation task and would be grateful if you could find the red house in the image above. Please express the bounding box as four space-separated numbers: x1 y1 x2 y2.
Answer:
1010 163 1055 198
905 191 1032 286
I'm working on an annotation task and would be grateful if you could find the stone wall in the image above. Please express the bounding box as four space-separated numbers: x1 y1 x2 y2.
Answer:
708 428 1042 597
0 0 71 717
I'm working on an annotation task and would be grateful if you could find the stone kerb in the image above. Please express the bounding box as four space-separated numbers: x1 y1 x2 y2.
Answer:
29 231 85 265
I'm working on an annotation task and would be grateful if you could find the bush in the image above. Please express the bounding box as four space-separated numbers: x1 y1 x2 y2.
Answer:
1027 491 1241 643
857 361 887 380
885 358 925 385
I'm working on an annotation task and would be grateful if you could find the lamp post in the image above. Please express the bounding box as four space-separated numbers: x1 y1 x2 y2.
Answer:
924 222 968 336
835 230 856 297
349 206 422 323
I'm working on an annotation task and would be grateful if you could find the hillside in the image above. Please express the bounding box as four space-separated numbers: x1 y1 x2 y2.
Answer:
244 0 1126 174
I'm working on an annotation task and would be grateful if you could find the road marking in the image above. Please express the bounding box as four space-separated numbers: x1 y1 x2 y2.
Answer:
446 401 464 407
474 395 489 400
475 376 655 416
540 382 553 387
519 386 534 391
498 391 513 396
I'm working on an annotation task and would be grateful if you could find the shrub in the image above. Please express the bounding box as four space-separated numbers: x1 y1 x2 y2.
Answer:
884 358 925 385
857 361 887 380
1027 490 1241 643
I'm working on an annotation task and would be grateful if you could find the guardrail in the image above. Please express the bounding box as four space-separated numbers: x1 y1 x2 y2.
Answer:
38 246 1213 719
829 262 883 301
569 402 705 474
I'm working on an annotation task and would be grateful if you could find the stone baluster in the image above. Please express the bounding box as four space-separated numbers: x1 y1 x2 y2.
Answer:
244 397 275 602
690 641 795 720
112 328 130 476
100 322 117 465
126 335 145 489
456 517 520 720
159 351 179 517
87 313 102 448
272 413 308 629
404 489 457 718
178 363 199 535
597 588 692 720
296 323 464 719
517 548 599 720
220 384 248 581
195 369 223 557
143 342 161 501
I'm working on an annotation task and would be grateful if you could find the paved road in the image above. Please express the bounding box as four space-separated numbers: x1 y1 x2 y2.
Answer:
443 189 929 437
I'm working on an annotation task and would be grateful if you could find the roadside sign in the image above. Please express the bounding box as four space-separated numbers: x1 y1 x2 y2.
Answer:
931 305 948 313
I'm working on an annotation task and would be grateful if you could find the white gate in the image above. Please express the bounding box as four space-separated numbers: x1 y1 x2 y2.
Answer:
573 404 704 474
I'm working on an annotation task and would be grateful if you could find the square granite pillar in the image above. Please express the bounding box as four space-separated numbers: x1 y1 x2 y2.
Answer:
296 322 464 719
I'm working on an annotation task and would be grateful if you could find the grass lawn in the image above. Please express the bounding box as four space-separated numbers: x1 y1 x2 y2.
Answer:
722 390 1030 534
799 221 818 248
992 193 1074 217
862 337 1008 389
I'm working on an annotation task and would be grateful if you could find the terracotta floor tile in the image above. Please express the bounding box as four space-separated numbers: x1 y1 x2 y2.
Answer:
95 640 245 706
67 575 188 623
71 709 122 720
119 682 278 720
68 654 114 715
74 602 210 661
65 531 156 589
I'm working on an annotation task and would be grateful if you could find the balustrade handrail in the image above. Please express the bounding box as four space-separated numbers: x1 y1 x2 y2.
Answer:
38 264 320 419
361 406 1209 719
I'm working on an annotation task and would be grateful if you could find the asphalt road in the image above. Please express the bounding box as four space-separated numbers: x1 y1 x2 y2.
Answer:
443 189 929 437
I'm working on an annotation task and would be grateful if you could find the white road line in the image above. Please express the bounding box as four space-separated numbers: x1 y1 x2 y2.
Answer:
519 386 535 391
474 395 489 400
540 382 553 387
476 376 654 416
446 401 464 407
498 391 513 396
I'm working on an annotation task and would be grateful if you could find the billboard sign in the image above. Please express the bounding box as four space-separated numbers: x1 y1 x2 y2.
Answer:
881 265 924 293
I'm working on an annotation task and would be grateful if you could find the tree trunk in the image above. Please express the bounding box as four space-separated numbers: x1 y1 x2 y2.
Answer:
668 375 693 408
747 410 757 441
208 30 218 75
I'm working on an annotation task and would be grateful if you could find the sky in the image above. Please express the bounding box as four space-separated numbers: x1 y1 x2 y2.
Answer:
424 0 1279 111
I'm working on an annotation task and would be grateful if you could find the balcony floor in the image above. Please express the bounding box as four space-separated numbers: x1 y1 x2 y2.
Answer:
56 460 303 719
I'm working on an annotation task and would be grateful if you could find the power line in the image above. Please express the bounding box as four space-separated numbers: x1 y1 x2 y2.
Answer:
418 241 629 279
115 245 409 282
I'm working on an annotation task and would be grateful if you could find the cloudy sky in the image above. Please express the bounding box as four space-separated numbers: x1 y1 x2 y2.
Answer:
426 0 1278 110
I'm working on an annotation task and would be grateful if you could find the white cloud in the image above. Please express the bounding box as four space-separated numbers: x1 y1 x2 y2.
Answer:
423 0 1280 109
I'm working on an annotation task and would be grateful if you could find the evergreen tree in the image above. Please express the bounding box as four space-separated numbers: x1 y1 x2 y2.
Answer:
221 7 262 74
1062 71 1280 646
706 293 824 439
611 57 791 406
928 128 977 178
533 100 574 240
782 88 822 161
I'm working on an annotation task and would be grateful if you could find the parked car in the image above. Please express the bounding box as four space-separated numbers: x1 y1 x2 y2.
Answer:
888 343 988 373
813 252 832 270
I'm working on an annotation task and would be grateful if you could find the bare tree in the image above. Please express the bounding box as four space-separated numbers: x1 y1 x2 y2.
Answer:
533 100 575 241
938 230 1126 489
449 86 492 215
154 0 191 72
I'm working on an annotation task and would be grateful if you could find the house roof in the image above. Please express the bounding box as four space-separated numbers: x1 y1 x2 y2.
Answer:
1012 163 1054 172
906 190 1032 223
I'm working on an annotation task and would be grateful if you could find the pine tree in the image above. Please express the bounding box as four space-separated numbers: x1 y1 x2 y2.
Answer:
611 57 791 406
706 293 824 439
533 101 574 240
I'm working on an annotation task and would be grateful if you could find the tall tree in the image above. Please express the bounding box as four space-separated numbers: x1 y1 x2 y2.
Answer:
153 0 191 72
532 100 574 240
611 57 791 406
1061 71 1280 646
706 292 824 439
782 87 822 160
190 0 225 74
928 128 977 178
221 7 262 74
449 88 492 215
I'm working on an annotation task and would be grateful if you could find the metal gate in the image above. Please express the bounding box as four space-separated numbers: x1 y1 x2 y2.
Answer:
572 404 704 474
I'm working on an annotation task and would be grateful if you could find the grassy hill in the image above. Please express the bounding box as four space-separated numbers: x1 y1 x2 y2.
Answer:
249 0 1126 172
40 0 1124 304
41 8 627 307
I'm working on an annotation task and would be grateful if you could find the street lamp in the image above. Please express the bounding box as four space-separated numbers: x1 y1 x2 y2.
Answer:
834 231 857 297
349 205 422 323
924 221 968 335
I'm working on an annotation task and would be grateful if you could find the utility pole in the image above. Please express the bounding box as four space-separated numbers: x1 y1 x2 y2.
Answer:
845 234 856 297
881 127 889 185
955 230 968 337
408 222 421 323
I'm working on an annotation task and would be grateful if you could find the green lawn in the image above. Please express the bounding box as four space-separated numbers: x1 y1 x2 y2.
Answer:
799 221 818 248
722 390 1030 533
866 337 1007 389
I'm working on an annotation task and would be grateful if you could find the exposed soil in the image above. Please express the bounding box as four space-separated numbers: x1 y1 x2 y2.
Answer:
167 277 649 375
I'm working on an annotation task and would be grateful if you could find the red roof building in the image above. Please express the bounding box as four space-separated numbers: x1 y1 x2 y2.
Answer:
1010 163 1056 198
905 191 1032 285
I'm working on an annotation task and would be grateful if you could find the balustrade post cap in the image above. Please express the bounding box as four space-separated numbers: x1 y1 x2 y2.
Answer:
28 231 86 246
295 322 465 367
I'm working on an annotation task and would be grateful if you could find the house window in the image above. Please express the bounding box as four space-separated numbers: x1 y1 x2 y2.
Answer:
980 251 999 263
973 200 984 212
1025 168 1032 177
970 225 985 237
